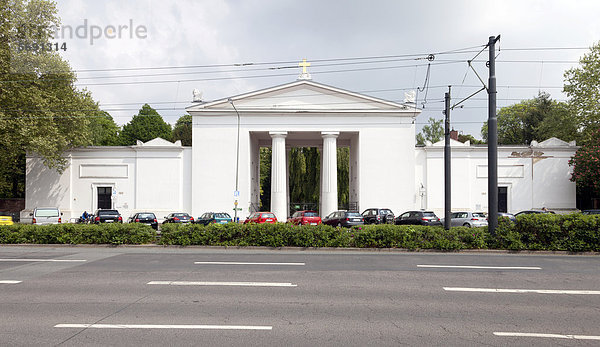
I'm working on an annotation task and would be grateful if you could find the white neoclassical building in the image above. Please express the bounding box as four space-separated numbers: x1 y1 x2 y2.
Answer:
23 71 578 222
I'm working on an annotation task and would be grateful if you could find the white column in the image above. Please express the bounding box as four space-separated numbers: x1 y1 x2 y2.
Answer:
320 132 339 217
270 132 288 222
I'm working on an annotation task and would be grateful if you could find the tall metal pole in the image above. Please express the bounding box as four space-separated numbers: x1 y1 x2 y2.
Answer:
487 35 500 235
229 99 241 223
444 86 451 230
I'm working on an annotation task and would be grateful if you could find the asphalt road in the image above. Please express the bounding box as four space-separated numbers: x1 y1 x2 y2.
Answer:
1 246 599 346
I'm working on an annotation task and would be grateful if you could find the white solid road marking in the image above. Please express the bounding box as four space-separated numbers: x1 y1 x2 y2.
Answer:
194 261 305 266
0 280 22 284
0 259 86 262
148 281 297 287
418 265 541 270
494 332 600 340
55 324 272 330
444 287 600 295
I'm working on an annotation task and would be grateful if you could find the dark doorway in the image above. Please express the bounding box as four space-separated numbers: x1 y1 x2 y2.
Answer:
498 186 508 213
97 187 112 209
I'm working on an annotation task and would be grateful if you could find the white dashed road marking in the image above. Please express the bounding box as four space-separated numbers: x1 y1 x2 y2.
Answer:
494 332 600 340
444 287 600 295
418 265 541 270
194 262 305 266
0 280 22 284
148 281 297 287
55 324 272 330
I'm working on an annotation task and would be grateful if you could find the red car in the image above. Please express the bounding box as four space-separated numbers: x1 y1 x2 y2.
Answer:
244 212 278 224
288 210 322 225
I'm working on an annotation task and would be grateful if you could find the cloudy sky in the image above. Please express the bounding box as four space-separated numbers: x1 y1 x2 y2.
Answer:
54 0 600 139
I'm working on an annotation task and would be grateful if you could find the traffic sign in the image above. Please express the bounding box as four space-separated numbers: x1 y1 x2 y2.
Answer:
234 190 240 197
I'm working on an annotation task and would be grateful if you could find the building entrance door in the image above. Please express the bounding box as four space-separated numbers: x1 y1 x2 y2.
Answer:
97 187 112 209
498 186 508 213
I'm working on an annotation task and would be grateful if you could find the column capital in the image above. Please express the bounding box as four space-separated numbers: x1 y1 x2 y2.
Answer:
269 131 288 138
321 131 339 138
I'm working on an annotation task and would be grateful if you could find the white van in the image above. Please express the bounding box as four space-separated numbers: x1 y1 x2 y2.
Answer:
29 207 62 225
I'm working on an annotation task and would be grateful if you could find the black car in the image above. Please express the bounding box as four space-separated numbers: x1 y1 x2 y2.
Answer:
361 208 395 224
92 209 122 224
582 210 600 215
128 212 158 230
515 210 555 217
163 213 194 224
498 212 517 223
322 211 364 227
395 210 442 226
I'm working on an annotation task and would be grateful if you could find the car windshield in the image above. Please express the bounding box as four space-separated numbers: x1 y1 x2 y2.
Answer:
174 213 189 218
35 208 59 217
304 212 318 217
423 212 436 217
262 213 275 218
346 212 361 217
473 213 486 218
98 210 118 215
215 213 230 218
138 213 155 219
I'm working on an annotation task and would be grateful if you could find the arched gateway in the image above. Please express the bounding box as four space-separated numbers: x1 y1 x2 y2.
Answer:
186 79 420 221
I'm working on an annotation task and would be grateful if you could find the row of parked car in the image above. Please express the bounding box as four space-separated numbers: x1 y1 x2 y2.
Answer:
13 207 600 229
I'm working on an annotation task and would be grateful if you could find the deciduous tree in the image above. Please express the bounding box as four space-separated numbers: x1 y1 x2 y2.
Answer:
564 42 600 144
569 128 600 188
416 117 443 145
481 92 577 145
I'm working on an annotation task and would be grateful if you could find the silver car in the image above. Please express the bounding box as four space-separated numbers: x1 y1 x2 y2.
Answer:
448 211 488 227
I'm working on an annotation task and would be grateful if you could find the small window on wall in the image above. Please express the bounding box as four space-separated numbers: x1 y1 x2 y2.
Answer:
98 187 112 209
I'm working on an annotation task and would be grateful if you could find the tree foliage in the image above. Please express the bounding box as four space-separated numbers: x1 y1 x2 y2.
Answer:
172 114 192 146
457 133 484 145
416 117 443 145
564 42 600 143
0 0 106 197
118 104 172 145
569 128 600 193
481 92 577 145
88 111 119 146
0 0 102 169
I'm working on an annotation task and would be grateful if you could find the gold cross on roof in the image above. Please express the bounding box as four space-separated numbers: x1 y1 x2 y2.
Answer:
299 59 311 74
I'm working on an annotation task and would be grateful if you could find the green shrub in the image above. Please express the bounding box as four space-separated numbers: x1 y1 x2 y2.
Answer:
0 223 155 245
2 214 600 251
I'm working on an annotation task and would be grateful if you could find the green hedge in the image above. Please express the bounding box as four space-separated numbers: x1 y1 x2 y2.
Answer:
492 213 600 252
0 223 155 245
158 222 488 250
1 214 600 251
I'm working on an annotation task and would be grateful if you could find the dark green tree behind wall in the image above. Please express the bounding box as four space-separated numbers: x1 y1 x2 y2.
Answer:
118 104 172 145
172 114 192 146
481 92 577 145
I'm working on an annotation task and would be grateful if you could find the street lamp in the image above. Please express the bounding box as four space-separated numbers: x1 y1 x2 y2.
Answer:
228 98 241 222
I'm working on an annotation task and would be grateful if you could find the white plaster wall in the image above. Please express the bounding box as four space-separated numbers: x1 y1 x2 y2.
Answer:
191 116 242 218
416 145 576 215
358 124 415 215
532 150 576 210
23 156 72 222
25 144 191 223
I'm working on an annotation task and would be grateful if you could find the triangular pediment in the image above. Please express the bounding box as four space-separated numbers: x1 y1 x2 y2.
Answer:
186 80 416 112
135 138 182 147
534 137 575 147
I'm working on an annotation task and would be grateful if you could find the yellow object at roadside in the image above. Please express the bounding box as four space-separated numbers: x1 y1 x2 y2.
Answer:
0 216 14 225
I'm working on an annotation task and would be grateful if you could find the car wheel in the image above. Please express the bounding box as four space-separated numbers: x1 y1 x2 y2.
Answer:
337 222 341 227
463 223 471 228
